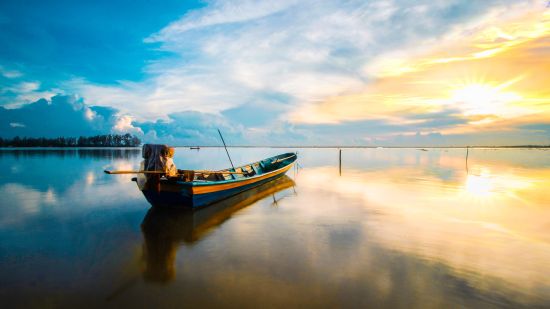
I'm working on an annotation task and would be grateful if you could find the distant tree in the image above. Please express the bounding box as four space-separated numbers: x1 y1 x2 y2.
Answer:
0 134 141 147
114 134 121 147
131 135 141 147
12 136 21 147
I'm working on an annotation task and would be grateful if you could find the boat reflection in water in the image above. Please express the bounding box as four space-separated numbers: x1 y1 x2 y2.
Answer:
140 175 295 283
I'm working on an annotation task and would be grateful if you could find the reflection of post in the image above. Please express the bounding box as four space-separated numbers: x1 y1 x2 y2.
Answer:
339 149 342 176
466 146 469 174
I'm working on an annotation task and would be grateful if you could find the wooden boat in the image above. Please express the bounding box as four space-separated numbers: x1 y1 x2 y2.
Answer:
135 152 297 208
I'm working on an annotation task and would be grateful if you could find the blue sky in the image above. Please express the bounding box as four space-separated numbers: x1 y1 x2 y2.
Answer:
0 0 203 84
0 0 549 146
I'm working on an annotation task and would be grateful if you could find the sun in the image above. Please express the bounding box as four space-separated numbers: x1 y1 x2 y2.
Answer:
450 83 521 116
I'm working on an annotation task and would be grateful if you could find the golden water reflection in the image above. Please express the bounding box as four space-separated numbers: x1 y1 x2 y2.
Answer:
130 150 550 306
298 153 550 303
2 148 548 307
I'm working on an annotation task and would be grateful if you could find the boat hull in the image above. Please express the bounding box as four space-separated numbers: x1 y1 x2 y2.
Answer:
138 153 295 208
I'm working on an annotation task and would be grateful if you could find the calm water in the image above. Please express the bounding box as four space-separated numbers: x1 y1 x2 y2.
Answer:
0 147 549 308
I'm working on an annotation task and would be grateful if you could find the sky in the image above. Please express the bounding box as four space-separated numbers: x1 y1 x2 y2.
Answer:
0 0 549 146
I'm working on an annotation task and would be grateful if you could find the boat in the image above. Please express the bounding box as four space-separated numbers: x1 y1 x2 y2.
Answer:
135 152 297 208
190 146 200 150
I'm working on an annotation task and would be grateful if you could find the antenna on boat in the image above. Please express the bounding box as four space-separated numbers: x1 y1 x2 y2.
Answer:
217 129 235 170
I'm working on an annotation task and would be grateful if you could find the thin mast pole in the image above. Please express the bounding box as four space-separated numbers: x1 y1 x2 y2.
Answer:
218 129 235 170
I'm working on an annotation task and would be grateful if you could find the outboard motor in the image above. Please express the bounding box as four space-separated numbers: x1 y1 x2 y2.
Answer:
142 144 178 177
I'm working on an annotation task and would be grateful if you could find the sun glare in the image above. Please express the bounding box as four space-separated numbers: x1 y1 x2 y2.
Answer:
462 167 533 202
451 83 521 116
465 174 494 197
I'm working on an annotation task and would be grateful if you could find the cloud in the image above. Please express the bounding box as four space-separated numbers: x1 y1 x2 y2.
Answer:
66 0 531 124
113 115 143 135
2 0 548 146
291 108 470 146
0 67 61 108
145 0 301 41
290 4 550 142
0 94 304 145
0 94 546 146
0 95 132 138
134 110 291 145
0 65 22 78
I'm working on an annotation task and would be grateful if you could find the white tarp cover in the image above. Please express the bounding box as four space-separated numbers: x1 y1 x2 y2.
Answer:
142 144 177 177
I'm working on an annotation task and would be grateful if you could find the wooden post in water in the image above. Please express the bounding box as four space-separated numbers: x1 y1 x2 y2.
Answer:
339 149 342 176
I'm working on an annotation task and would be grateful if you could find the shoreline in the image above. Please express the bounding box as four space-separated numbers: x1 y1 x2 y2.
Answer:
1 145 549 149
179 145 550 149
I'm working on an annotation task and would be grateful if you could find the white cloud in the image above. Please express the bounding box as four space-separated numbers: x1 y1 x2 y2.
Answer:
113 115 144 135
0 65 23 78
9 122 25 128
10 0 540 144
84 107 96 120
1 81 40 94
0 80 62 109
0 94 145 138
68 0 533 125
146 0 301 42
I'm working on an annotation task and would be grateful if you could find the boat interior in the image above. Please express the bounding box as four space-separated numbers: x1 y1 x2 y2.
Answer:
181 153 296 182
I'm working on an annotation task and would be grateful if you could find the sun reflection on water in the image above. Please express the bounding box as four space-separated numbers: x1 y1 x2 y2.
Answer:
462 166 534 203
465 173 494 197
297 151 550 303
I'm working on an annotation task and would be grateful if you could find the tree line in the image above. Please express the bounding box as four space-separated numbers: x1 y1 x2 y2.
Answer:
0 134 141 147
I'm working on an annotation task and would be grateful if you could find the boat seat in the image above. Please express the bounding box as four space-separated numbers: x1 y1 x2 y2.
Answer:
243 165 255 177
251 163 260 174
178 170 195 182
234 167 245 178
205 173 224 181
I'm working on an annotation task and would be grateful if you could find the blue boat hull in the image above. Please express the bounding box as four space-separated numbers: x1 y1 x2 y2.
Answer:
138 152 296 208
141 171 287 208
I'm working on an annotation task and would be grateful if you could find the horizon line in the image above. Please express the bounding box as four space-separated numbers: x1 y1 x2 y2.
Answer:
177 145 550 148
1 145 549 149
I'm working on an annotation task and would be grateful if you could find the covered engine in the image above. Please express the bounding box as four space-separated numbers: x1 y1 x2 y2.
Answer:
142 144 178 177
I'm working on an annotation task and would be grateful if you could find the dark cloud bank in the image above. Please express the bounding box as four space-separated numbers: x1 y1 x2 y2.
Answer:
0 95 274 145
1 95 549 146
0 95 118 138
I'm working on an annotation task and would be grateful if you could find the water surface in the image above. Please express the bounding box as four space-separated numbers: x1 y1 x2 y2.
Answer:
0 147 549 308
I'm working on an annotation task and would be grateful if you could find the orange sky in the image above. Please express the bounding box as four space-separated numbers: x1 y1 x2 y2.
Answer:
291 9 550 138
